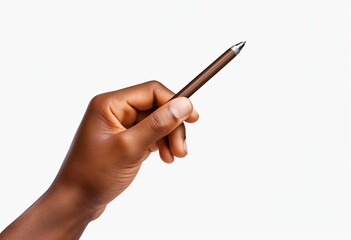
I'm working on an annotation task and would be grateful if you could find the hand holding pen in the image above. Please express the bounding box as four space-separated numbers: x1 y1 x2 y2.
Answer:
0 42 245 239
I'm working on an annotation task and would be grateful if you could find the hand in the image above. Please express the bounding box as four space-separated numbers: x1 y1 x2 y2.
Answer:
0 81 199 240
53 81 199 217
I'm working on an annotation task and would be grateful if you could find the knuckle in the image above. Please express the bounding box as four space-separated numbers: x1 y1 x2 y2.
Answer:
115 132 130 148
89 94 109 112
146 80 173 102
147 80 162 87
114 132 134 156
149 113 169 135
89 94 104 109
146 80 166 91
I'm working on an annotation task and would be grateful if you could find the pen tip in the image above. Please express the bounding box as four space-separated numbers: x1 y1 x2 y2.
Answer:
231 41 246 55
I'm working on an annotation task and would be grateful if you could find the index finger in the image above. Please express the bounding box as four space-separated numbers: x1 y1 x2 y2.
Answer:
119 80 175 110
106 81 198 126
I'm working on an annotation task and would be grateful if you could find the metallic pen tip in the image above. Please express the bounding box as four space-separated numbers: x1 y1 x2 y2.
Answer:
231 41 246 55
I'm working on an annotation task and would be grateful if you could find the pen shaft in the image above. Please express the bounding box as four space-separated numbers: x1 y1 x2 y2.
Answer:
170 48 236 100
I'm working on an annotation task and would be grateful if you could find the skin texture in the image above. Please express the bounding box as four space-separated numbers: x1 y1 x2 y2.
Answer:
0 81 199 239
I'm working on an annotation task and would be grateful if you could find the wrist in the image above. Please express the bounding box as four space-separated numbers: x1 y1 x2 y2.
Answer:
0 181 105 239
47 181 106 222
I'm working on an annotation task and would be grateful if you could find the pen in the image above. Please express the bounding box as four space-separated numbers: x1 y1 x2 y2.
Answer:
170 41 246 100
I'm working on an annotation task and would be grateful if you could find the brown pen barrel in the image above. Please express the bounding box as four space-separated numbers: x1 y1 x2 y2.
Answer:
170 48 236 100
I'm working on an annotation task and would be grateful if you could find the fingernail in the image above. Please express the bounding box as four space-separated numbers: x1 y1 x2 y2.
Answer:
169 98 192 119
184 140 188 154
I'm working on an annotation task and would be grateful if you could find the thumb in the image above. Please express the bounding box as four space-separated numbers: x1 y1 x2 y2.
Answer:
127 97 193 149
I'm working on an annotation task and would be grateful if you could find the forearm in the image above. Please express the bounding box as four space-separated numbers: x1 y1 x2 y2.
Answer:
0 182 99 240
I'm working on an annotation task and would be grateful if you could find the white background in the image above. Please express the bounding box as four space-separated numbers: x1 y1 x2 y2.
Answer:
0 0 350 239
